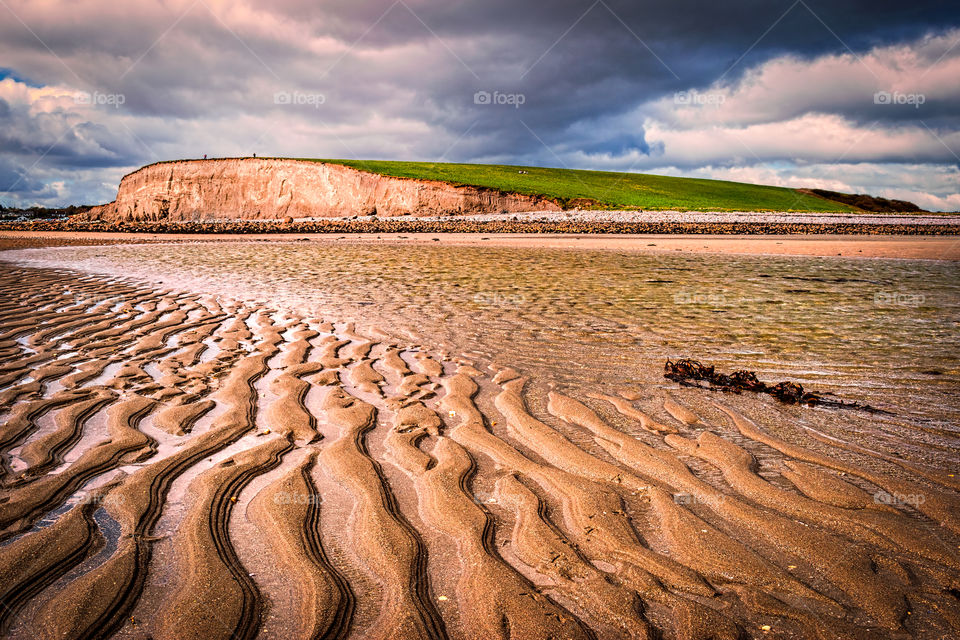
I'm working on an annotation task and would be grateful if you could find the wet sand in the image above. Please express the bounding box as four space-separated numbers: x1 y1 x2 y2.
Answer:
0 237 959 639
2 230 959 260
330 233 960 261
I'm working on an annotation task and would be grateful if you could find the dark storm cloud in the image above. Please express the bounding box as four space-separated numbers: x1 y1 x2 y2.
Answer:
0 0 957 208
6 1 956 122
263 0 960 151
0 158 42 194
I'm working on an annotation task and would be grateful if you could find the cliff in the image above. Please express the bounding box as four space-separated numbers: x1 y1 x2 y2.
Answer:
86 158 562 221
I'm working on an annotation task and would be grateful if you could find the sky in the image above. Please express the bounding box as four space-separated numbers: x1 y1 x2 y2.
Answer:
1 0 958 210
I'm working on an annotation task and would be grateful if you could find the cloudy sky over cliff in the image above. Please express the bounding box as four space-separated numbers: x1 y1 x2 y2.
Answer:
1 0 958 209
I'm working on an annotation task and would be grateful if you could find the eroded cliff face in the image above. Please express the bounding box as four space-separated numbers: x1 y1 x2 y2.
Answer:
86 158 561 221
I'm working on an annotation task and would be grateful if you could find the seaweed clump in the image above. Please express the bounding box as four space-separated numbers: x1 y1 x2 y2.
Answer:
664 359 889 413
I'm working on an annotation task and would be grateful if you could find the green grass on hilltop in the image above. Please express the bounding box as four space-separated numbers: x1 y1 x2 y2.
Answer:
308 159 855 212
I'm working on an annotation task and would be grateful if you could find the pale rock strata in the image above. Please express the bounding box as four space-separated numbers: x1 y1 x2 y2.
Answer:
87 158 562 221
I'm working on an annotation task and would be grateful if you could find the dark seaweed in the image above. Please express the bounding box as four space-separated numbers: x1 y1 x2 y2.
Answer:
664 358 891 414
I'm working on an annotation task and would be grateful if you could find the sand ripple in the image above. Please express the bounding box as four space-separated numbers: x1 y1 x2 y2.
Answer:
0 264 958 639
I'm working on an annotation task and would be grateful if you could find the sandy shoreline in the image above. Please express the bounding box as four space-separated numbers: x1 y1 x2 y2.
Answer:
0 240 958 638
2 230 958 260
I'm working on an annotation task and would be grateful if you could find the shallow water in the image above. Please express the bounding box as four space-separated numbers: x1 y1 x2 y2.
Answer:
8 241 958 422
3 243 960 639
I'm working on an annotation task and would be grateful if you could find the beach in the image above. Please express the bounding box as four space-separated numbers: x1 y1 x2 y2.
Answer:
2 229 959 260
5 0 959 635
0 233 958 639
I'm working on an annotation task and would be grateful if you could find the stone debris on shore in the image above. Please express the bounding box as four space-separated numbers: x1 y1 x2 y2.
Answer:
3 212 959 236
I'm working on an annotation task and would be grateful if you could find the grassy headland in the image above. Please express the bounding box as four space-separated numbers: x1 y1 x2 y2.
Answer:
310 159 857 212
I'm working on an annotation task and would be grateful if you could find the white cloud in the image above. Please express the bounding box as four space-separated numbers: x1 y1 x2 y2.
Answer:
646 28 960 128
564 30 960 210
639 113 960 165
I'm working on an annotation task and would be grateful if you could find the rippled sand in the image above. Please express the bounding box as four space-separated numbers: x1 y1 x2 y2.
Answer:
0 241 959 639
9 240 959 422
